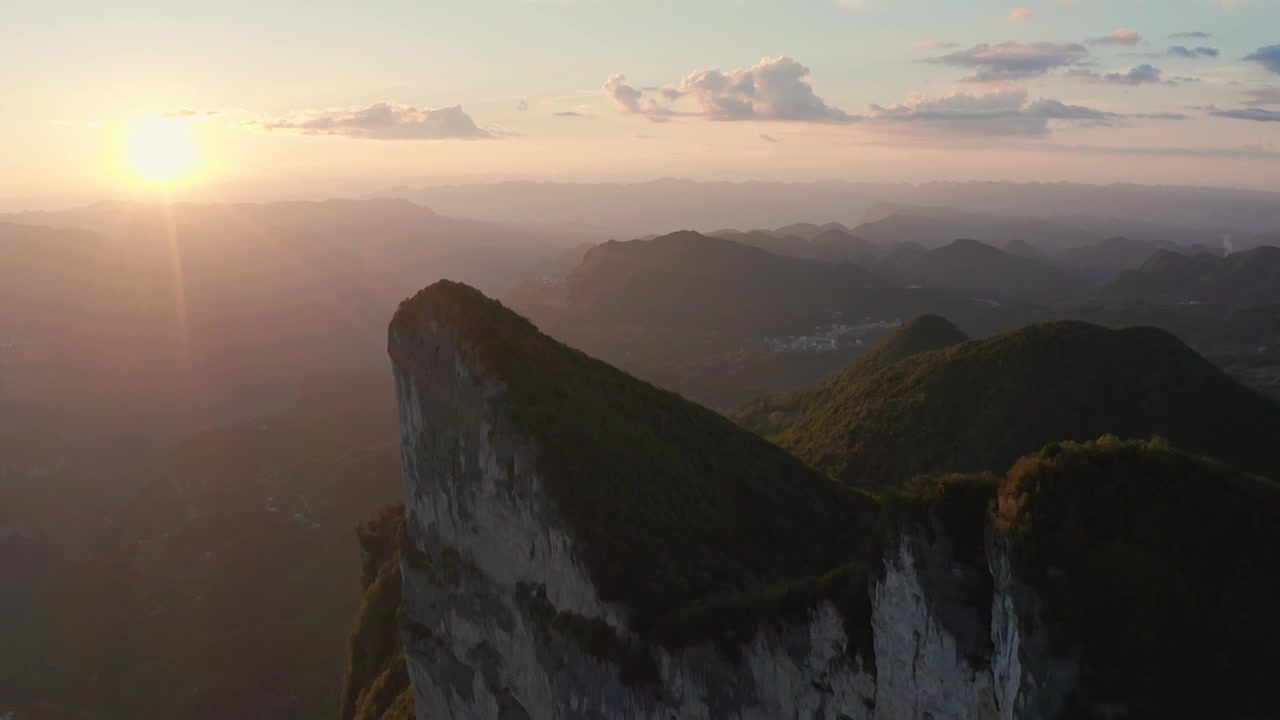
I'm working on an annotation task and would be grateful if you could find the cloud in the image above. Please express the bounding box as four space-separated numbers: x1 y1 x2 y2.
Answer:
1242 87 1280 105
1171 31 1213 39
1087 29 1142 47
158 108 221 119
1167 45 1220 58
1065 64 1175 85
516 100 530 111
925 42 1089 82
864 88 1119 136
603 57 854 124
1244 45 1280 74
554 111 585 117
1040 141 1278 159
759 133 779 143
1210 107 1280 122
248 102 497 140
1009 8 1033 22
912 41 957 50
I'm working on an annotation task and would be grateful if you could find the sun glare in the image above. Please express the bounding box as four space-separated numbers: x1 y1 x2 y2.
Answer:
124 118 199 184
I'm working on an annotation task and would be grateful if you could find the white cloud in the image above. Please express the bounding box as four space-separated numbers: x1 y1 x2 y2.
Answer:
1009 8 1033 22
246 102 497 140
603 57 854 124
1086 29 1142 47
865 88 1118 136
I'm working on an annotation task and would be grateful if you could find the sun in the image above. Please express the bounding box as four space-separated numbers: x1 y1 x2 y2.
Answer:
124 118 199 184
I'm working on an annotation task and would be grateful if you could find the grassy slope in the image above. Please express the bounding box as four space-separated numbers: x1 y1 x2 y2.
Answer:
774 320 1280 491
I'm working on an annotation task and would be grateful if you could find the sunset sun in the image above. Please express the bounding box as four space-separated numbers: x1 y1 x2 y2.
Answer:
124 117 199 183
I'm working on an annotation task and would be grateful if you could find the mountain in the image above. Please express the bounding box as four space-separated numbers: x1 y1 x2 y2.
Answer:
352 281 1280 719
390 280 878 629
364 179 1280 236
767 320 1280 490
1003 238 1048 262
902 238 1079 298
729 229 808 256
509 231 902 334
850 212 981 249
1055 236 1168 278
990 436 1280 719
876 241 928 268
808 228 879 262
733 315 969 436
1189 245 1280 307
1084 245 1280 307
773 221 852 241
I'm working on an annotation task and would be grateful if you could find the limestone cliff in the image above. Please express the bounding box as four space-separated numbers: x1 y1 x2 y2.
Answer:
369 281 1280 720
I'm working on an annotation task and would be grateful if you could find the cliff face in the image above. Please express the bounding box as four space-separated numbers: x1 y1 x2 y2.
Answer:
384 282 1073 720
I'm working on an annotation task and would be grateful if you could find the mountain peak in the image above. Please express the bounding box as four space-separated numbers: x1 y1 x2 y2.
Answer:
389 280 876 630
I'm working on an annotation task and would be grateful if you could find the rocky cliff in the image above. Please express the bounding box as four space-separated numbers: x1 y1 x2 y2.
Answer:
364 280 1280 720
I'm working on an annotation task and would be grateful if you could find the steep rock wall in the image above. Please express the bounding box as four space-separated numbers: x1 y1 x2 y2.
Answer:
387 305 1068 720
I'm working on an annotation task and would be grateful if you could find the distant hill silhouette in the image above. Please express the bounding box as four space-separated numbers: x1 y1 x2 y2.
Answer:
902 238 1080 298
1083 246 1280 307
508 231 992 335
760 320 1280 490
809 228 879 262
1057 236 1170 278
1003 238 1049 262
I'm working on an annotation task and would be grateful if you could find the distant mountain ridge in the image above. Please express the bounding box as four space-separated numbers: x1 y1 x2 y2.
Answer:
362 179 1280 236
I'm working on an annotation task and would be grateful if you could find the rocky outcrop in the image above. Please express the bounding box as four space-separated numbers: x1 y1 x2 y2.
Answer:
381 281 1086 720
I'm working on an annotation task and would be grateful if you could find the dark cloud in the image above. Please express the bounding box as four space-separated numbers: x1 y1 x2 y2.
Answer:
1244 45 1280 74
1242 87 1280 106
1170 31 1212 39
553 111 585 117
1211 107 1280 122
1065 64 1174 86
925 42 1089 83
603 57 854 124
516 100 529 112
1086 30 1141 47
158 109 220 119
1167 45 1219 59
250 102 496 140
759 133 779 143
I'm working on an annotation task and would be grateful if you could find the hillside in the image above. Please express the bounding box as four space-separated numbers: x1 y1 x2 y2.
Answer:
808 228 879 262
902 238 1079 298
1003 238 1048 262
733 314 969 436
390 280 880 629
510 230 913 334
994 437 1280 718
770 320 1280 490
1083 246 1280 307
1056 236 1166 278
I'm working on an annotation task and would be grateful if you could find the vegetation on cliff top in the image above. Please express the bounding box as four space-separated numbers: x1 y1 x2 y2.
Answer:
996 437 1280 718
340 504 414 720
391 280 880 632
769 320 1280 490
732 313 968 436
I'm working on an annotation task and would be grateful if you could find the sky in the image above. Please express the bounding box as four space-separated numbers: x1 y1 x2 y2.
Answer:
3 0 1280 207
